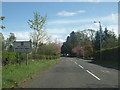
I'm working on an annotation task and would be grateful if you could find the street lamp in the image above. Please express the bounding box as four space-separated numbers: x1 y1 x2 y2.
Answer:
0 16 5 20
0 16 5 29
94 21 102 61
0 25 5 29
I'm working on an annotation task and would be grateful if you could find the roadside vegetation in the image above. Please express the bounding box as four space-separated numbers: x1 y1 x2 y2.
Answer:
1 12 61 88
61 27 119 68
94 46 119 68
2 59 61 88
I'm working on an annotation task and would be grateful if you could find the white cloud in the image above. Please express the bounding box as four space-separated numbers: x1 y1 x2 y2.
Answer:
47 28 71 34
106 25 118 36
57 11 77 16
57 10 86 16
48 34 65 43
49 13 118 25
48 19 89 25
52 35 61 38
100 13 118 24
59 39 65 43
77 10 86 13
2 31 31 40
14 31 30 40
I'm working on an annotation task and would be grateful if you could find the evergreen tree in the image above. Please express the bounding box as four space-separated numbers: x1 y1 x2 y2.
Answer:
102 27 117 49
61 31 78 56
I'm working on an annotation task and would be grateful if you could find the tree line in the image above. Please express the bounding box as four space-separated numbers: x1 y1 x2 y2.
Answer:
61 27 119 59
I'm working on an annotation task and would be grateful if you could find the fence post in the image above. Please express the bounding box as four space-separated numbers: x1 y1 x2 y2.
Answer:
26 53 28 65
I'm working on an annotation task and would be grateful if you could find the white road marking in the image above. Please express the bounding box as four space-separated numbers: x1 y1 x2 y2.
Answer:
101 70 110 73
78 65 84 69
86 70 101 80
70 59 101 81
74 62 77 64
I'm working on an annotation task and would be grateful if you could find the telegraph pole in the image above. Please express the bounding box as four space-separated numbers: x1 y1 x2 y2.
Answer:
94 21 102 61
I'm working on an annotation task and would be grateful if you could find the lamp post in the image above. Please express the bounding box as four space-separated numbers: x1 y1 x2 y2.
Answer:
94 21 102 61
0 16 5 29
83 33 85 59
0 16 5 20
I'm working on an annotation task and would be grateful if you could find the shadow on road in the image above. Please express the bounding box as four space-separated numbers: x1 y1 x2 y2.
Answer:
88 61 119 70
62 57 120 70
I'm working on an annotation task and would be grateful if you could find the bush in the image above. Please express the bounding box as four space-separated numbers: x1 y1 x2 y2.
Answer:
2 50 61 66
19 53 26 62
8 52 17 63
28 53 60 60
2 51 30 65
28 53 32 59
2 51 9 65
94 47 119 63
2 51 17 65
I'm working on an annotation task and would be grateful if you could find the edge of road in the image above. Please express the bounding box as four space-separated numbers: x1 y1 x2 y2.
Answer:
75 57 119 70
15 59 63 88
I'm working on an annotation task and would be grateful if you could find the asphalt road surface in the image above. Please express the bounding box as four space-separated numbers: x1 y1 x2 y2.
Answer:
19 57 119 88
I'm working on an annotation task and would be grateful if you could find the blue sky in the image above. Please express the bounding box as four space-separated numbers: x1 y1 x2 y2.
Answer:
2 2 118 42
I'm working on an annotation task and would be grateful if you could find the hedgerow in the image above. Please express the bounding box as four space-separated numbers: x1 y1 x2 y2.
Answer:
94 46 119 62
2 51 60 66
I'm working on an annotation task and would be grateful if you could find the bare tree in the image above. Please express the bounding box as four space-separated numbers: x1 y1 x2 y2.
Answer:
28 12 49 53
82 29 96 42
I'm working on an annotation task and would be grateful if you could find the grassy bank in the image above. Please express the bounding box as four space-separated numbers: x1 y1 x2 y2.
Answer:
2 59 61 88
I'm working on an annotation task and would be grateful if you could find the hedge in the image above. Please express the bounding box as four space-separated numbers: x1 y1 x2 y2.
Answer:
29 54 60 60
94 46 119 63
2 51 17 65
2 51 60 66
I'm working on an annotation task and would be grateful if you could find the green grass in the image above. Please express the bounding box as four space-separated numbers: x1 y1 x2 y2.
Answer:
2 59 61 88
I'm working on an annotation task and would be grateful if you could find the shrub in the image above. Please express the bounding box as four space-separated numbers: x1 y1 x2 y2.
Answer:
2 51 17 65
28 53 32 59
8 52 17 63
2 50 61 66
2 51 9 65
94 47 119 62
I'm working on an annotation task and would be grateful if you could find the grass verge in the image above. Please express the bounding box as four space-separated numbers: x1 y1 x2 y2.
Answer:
2 59 61 88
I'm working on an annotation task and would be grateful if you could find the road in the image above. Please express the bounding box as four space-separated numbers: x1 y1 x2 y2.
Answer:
19 57 119 88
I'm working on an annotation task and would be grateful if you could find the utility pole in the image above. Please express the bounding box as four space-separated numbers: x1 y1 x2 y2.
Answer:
94 21 102 61
83 33 85 59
